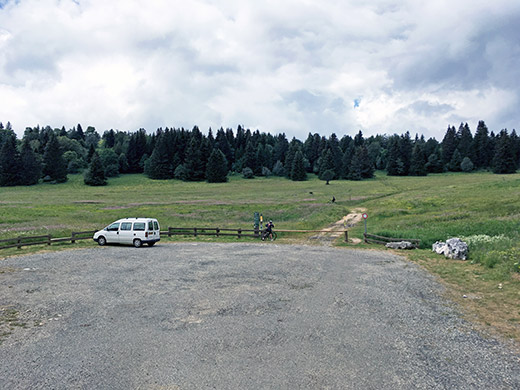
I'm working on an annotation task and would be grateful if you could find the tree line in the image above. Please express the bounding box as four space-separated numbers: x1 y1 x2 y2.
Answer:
0 120 518 187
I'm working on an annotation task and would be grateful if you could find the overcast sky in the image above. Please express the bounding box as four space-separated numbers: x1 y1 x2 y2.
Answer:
1 0 519 140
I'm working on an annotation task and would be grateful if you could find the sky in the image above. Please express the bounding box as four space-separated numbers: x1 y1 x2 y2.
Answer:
0 0 519 141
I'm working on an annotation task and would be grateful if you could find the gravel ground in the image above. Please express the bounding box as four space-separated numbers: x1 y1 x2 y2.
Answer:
0 242 519 389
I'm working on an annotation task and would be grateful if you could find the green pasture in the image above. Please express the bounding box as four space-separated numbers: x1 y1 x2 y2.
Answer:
1 171 519 277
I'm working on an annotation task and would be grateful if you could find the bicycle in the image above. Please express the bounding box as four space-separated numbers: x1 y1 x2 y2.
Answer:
261 229 277 241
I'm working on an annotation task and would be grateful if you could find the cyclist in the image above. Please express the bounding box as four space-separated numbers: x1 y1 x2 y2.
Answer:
263 220 275 241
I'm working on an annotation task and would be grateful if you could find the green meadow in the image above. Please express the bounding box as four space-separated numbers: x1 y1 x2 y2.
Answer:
1 171 520 339
1 171 519 256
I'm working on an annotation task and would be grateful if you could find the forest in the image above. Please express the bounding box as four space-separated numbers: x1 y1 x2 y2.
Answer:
0 120 518 187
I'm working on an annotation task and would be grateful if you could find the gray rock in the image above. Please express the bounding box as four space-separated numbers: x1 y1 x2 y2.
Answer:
386 241 415 250
432 238 468 260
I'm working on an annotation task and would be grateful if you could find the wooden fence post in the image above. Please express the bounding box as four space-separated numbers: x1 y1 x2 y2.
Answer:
344 230 348 243
238 228 242 239
71 232 76 244
216 228 220 237
17 236 22 249
47 235 51 246
194 228 197 237
168 227 172 237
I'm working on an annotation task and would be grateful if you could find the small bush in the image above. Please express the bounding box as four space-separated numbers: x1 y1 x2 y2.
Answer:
242 167 254 179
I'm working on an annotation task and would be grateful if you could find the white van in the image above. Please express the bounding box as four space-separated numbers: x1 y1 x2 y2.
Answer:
93 218 161 247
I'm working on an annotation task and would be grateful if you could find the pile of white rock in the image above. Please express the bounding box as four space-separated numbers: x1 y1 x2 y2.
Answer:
432 238 468 260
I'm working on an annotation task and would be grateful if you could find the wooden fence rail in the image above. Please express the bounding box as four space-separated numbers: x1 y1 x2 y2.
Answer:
364 233 420 248
0 230 97 250
166 227 259 239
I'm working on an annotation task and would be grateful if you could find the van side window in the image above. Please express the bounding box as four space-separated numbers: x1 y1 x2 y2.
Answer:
153 221 159 230
107 223 120 231
148 221 154 231
133 222 145 231
120 222 132 231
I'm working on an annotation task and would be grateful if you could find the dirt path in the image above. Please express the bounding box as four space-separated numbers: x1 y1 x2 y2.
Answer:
309 207 366 244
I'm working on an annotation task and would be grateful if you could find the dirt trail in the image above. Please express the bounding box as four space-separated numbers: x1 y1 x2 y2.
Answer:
309 207 366 244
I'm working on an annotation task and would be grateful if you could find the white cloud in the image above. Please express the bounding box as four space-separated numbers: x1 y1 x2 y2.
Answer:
0 0 519 140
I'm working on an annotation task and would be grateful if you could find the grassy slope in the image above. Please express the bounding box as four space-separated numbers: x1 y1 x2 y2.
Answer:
1 171 519 340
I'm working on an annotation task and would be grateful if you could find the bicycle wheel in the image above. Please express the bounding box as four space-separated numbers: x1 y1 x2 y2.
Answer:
271 232 277 241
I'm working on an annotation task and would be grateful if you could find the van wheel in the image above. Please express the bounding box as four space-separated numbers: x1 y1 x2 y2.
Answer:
98 236 106 246
133 239 142 248
148 242 155 247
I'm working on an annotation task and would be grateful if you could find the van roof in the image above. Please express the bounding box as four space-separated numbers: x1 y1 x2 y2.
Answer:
116 218 158 222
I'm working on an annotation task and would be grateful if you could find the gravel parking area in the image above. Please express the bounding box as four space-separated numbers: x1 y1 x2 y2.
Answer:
1 243 519 389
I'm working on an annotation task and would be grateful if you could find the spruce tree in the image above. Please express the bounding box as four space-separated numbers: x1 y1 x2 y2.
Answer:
441 126 458 168
0 134 22 186
410 143 427 176
448 149 463 172
425 153 443 173
291 151 307 181
492 130 517 174
321 169 335 184
386 136 401 176
340 143 355 179
144 134 173 179
184 136 205 181
457 123 474 162
473 120 491 169
19 138 41 185
399 132 413 175
42 133 67 183
206 149 229 183
84 152 106 186
348 146 373 180
318 149 336 179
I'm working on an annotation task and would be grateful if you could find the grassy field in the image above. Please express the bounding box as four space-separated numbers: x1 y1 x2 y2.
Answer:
1 171 520 340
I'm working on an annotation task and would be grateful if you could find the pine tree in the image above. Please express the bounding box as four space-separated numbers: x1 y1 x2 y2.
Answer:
291 151 307 181
386 136 401 176
319 149 336 179
42 133 67 183
448 149 463 172
460 157 474 172
0 134 22 186
84 152 106 186
339 142 355 179
399 132 413 175
144 134 173 179
425 153 443 173
457 123 474 162
19 138 41 185
184 136 205 181
473 120 491 169
321 169 335 184
206 148 229 183
348 146 373 180
441 126 458 168
272 160 285 176
410 143 427 176
492 130 517 174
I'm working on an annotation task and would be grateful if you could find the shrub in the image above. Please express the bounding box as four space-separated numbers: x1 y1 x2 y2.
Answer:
242 167 254 179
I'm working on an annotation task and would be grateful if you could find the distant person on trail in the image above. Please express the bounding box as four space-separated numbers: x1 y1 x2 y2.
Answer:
332 196 336 203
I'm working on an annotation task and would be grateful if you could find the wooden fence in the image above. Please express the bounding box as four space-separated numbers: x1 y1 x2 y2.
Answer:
364 233 420 248
0 230 96 250
167 227 259 239
167 227 349 241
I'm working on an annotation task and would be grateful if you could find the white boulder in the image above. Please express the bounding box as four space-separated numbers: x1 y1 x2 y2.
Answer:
432 238 468 260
